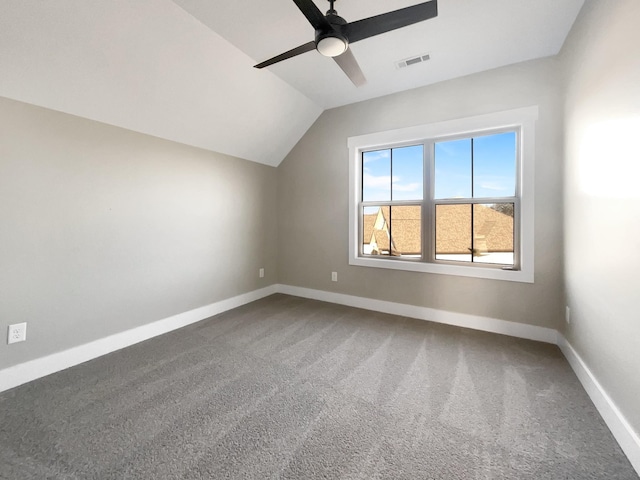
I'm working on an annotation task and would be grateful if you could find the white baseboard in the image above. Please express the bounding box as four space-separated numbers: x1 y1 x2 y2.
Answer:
0 285 278 393
557 334 640 475
276 284 558 344
2 282 638 477
1 284 554 394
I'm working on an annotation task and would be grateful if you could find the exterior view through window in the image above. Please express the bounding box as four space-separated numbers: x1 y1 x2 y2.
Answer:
361 131 517 267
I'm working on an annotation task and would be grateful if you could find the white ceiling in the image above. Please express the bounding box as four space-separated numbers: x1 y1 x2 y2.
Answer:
0 0 584 166
177 0 584 109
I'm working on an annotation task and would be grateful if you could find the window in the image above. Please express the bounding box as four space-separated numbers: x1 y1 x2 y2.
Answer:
348 107 537 282
362 145 424 258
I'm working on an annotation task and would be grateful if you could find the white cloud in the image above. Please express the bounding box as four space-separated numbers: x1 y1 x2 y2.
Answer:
363 150 390 165
363 172 396 188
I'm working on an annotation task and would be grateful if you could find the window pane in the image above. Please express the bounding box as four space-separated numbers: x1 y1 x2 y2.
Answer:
362 206 390 255
362 149 391 202
435 204 472 262
472 203 514 265
473 132 516 198
434 139 471 199
390 206 421 257
392 145 423 201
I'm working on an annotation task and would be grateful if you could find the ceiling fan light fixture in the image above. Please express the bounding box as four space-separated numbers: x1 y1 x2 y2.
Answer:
316 35 348 57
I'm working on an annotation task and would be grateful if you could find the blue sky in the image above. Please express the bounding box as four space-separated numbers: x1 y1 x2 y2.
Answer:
362 145 423 202
362 132 516 202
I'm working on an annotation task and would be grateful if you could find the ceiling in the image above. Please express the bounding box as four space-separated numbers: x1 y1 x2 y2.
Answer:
177 0 584 109
0 0 584 166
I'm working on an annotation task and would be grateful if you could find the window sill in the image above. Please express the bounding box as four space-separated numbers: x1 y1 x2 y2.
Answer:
349 256 534 283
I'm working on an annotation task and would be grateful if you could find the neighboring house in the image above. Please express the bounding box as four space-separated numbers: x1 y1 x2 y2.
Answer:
363 206 395 255
363 204 513 257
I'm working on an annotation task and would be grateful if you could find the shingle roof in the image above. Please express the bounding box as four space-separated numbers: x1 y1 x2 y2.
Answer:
389 206 421 255
362 204 513 256
372 229 391 252
363 213 377 243
435 204 513 254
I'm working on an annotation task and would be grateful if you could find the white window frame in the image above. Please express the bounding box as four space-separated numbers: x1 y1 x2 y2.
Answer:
348 106 537 283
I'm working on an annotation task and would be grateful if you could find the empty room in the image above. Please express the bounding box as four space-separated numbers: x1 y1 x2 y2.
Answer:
1 0 639 478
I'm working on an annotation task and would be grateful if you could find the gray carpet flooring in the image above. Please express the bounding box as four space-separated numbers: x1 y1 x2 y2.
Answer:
0 294 637 479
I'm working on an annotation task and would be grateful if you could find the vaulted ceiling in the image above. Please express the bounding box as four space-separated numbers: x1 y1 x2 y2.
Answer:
0 0 584 166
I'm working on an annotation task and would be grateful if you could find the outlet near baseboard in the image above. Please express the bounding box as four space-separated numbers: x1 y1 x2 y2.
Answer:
8 323 27 344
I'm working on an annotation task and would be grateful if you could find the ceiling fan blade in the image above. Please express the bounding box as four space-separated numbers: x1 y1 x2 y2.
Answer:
333 48 366 87
292 0 332 31
344 0 438 44
254 41 317 69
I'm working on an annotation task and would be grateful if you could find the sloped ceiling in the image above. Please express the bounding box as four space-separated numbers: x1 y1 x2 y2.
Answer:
0 0 584 166
0 0 322 166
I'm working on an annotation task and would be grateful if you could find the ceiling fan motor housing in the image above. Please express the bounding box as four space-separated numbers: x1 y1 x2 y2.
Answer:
315 13 348 57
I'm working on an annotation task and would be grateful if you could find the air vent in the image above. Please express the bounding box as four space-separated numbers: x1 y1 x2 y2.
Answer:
396 53 430 69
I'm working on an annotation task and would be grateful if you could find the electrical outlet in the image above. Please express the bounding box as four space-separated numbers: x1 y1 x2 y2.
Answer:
259 268 265 278
331 271 338 282
565 306 571 325
7 323 27 344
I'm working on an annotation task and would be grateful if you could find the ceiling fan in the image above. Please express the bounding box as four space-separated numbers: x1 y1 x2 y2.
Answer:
254 0 438 87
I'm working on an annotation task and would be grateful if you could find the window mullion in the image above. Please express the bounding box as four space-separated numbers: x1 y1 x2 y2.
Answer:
470 137 475 262
389 148 393 253
424 140 434 263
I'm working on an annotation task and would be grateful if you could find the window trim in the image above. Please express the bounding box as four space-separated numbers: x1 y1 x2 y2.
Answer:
348 106 537 283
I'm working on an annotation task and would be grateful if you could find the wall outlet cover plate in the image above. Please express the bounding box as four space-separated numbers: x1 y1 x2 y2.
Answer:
8 322 27 344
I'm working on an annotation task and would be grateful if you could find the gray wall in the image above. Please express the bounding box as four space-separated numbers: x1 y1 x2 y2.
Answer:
278 57 565 329
0 96 277 369
1 4 637 448
561 0 640 437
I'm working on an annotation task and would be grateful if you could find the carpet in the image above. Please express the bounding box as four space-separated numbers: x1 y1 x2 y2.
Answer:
0 294 637 479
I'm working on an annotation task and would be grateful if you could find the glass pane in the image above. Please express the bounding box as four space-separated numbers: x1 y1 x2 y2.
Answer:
435 204 472 262
472 203 514 265
434 139 471 199
390 206 421 257
473 132 516 198
391 145 423 201
362 206 391 255
362 149 391 202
